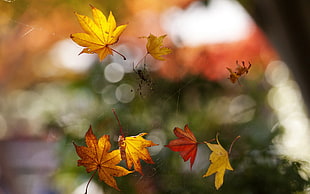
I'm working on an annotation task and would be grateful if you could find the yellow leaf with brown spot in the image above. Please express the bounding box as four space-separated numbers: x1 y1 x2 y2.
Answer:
118 133 158 175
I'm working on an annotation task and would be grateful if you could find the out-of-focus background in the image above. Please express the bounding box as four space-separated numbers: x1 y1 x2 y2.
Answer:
0 0 310 193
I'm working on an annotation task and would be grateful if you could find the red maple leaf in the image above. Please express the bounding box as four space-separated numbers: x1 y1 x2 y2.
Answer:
165 124 198 169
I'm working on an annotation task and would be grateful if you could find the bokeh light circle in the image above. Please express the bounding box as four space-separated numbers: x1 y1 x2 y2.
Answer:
101 85 118 105
104 62 125 83
115 84 135 103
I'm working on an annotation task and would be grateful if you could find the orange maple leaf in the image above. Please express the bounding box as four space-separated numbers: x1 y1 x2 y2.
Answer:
73 126 133 192
70 5 127 61
165 124 198 169
118 133 158 175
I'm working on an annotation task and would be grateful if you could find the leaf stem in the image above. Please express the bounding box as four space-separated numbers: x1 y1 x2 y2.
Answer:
84 169 98 194
112 108 124 137
204 138 216 143
134 53 148 69
111 48 126 60
229 135 241 155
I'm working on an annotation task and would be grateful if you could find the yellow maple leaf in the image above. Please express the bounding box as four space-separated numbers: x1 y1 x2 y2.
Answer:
70 5 127 61
203 135 233 190
118 133 158 175
143 34 172 60
73 126 133 192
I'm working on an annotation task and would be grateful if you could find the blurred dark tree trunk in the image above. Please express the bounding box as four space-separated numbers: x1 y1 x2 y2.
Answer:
241 0 310 111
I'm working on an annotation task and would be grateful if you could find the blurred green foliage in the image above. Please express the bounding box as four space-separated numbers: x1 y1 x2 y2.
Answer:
52 60 310 193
